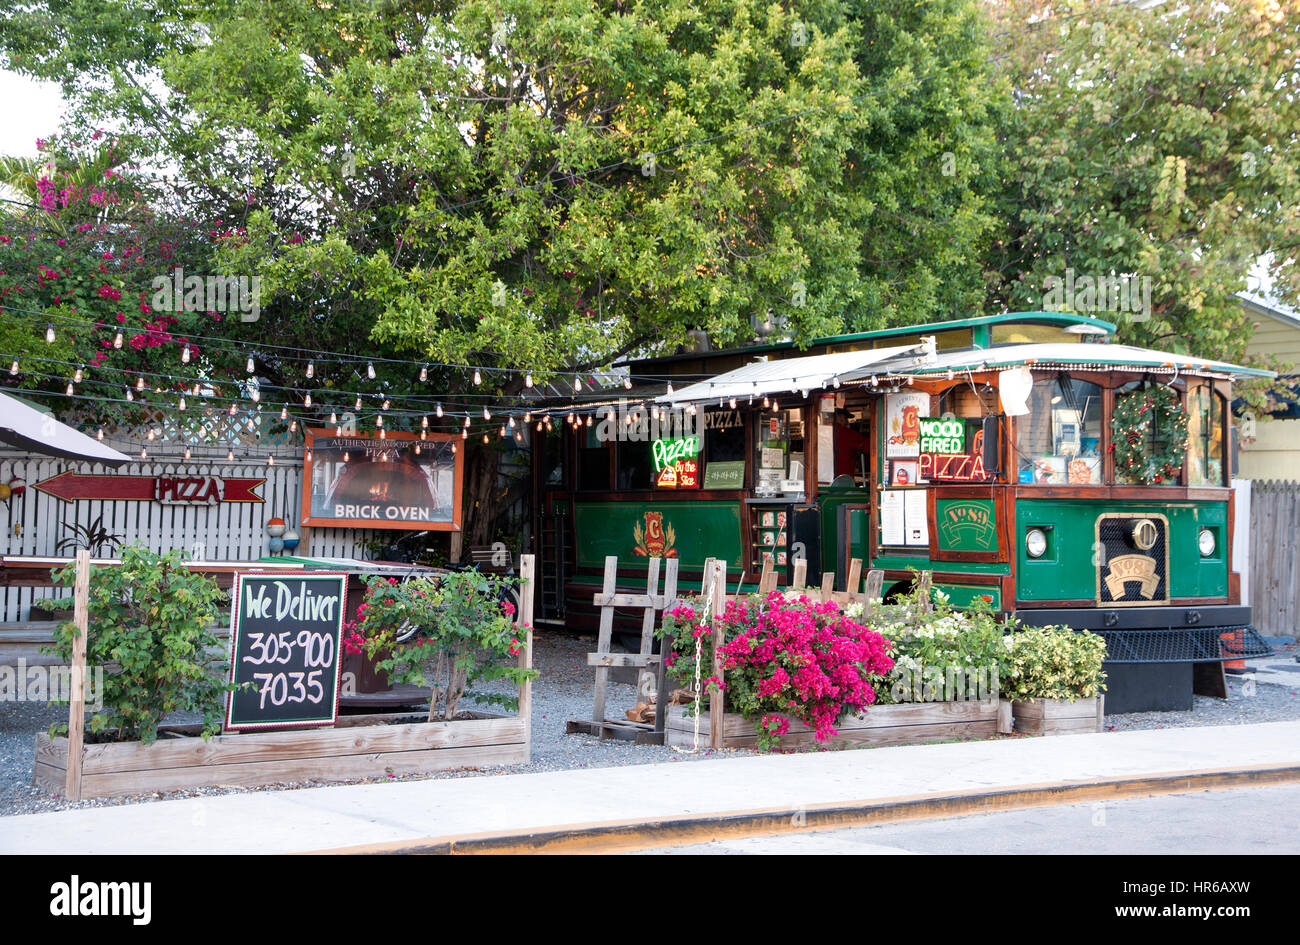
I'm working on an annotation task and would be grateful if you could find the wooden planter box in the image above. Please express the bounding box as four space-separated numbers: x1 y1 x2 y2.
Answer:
665 700 999 751
1011 696 1104 736
34 714 529 800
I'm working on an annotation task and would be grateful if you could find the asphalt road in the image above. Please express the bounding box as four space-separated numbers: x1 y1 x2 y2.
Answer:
636 783 1300 854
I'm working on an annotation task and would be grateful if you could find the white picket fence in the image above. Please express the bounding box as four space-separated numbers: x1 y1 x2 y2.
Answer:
0 452 382 621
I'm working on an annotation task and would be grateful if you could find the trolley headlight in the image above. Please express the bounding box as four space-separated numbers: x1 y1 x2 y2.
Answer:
1198 527 1216 558
1025 528 1048 559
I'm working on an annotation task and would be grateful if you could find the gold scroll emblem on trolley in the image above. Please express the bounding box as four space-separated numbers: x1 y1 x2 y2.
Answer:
1095 512 1169 606
1104 554 1161 599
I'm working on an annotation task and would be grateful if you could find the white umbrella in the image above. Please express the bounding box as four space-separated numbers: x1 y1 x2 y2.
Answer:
0 391 131 467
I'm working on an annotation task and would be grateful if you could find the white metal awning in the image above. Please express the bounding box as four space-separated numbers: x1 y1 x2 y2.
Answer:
655 343 931 405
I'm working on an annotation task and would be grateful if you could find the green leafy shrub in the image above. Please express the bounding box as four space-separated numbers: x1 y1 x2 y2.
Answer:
47 544 232 744
853 587 1009 704
356 570 536 722
1000 625 1108 702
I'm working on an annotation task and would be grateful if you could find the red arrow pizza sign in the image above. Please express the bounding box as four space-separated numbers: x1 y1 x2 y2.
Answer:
33 472 264 504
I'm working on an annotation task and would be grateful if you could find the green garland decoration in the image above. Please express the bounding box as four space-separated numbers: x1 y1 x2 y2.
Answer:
1111 383 1188 485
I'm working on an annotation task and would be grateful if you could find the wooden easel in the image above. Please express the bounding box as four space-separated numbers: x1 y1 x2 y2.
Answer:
565 554 679 743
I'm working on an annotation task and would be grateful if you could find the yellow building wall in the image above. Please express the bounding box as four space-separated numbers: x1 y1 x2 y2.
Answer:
1238 418 1300 481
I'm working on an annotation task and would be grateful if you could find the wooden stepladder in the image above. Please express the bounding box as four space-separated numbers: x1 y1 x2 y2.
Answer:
566 554 679 743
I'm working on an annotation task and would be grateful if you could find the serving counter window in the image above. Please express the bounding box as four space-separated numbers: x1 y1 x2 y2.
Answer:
754 405 805 496
1016 374 1104 485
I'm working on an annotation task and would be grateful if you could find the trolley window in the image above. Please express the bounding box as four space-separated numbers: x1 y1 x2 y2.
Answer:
1016 374 1104 485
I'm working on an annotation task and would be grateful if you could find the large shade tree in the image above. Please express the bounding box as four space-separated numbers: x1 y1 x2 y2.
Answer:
983 0 1300 401
0 0 1005 540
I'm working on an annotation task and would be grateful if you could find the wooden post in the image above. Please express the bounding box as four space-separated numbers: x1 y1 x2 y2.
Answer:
846 558 863 598
864 569 884 603
516 554 536 761
758 554 776 595
709 558 726 750
820 570 835 597
917 570 933 613
65 549 90 802
791 557 807 591
591 556 619 724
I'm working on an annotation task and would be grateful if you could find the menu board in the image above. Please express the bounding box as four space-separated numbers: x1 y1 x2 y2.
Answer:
881 489 929 548
226 573 346 730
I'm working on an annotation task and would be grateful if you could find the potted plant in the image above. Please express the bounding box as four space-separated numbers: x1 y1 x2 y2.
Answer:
1000 625 1108 735
355 569 536 722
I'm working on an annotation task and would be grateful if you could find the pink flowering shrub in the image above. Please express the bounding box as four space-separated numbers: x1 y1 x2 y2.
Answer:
659 591 894 749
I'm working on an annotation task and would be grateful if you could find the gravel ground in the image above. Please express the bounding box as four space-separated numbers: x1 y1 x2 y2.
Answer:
2 636 1297 817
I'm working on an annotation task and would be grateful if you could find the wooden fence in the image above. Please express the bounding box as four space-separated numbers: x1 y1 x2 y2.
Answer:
1248 479 1300 639
0 452 382 622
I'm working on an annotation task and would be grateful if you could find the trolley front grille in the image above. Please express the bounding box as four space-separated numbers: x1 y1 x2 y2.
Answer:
1095 513 1169 606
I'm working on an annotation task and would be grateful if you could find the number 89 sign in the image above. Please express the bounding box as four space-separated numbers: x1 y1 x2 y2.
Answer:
226 572 347 730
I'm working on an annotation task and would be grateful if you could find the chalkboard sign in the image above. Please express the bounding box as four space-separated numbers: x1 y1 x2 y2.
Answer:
226 572 347 731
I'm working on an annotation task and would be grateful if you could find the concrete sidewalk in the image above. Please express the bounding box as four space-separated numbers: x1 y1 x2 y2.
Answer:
3 720 1300 854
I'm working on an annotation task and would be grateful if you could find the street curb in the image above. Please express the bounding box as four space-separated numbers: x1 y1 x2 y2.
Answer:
307 762 1300 855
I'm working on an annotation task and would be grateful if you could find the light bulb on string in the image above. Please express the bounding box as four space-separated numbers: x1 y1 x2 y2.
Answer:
375 415 383 428
126 389 134 402
585 415 593 427
419 365 428 382
499 425 506 437
8 360 16 375
305 448 311 461
330 411 337 425
414 443 421 455
482 434 489 444
250 388 260 403
514 431 522 442
436 404 443 418
229 404 238 416
246 356 254 373
227 449 235 461
508 415 515 428
303 393 312 407
379 429 386 439
192 383 200 396
114 333 124 350
183 446 191 460
473 369 481 386
451 443 457 453
729 397 736 409
305 361 314 379
420 415 428 428
524 412 531 423
179 396 186 411
419 430 426 441
354 396 362 410
268 455 274 466
483 406 491 420
96 428 104 441
624 377 632 390
289 420 297 433
280 406 288 420
180 342 189 361
461 428 468 439
525 373 533 388
667 381 674 395
463 415 470 427
65 382 74 396
343 451 350 462
136 376 145 391
574 375 583 391
45 324 55 343
382 399 390 410
367 363 376 379
140 447 147 459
